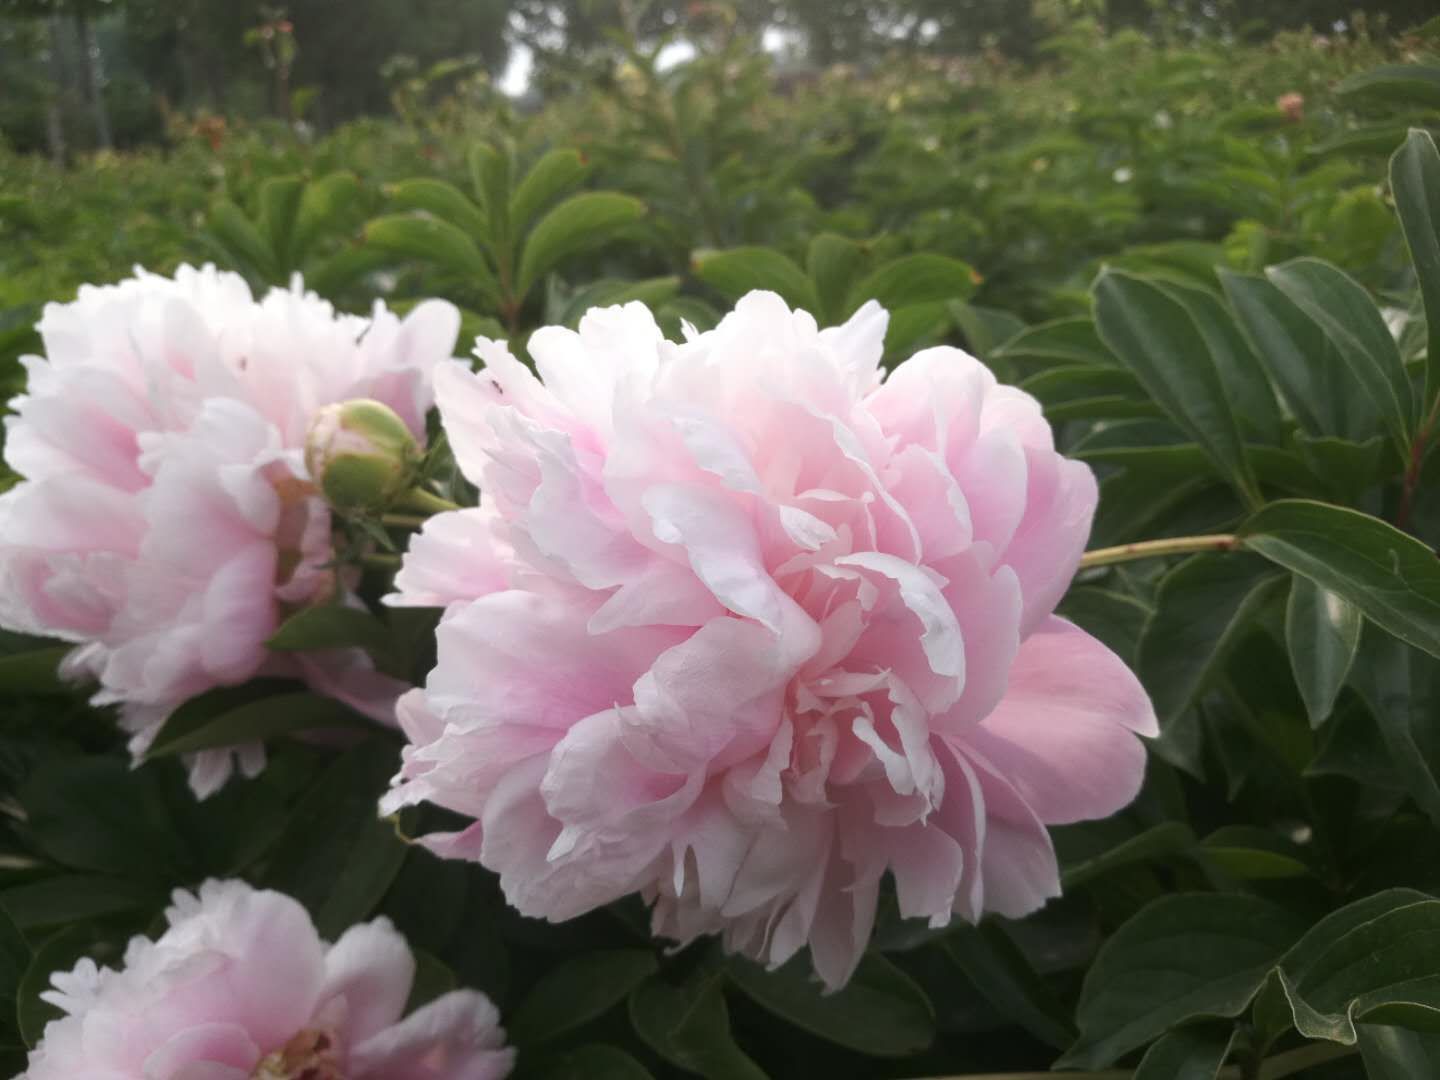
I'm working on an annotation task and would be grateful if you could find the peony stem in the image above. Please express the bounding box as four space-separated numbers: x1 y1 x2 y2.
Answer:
1078 533 1239 570
915 1040 1356 1080
380 512 428 528
397 486 461 515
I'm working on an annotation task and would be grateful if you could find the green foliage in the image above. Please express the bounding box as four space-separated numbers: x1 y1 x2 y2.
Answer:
9 15 1440 1080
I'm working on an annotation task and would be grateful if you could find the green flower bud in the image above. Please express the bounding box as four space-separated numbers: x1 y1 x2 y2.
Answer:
304 399 420 514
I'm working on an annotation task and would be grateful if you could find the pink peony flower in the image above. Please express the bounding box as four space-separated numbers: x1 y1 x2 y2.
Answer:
0 265 459 795
383 292 1157 989
19 879 514 1080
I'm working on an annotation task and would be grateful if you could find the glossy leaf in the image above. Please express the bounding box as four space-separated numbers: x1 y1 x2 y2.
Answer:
1285 577 1362 727
1266 258 1413 452
991 315 1115 368
1359 1024 1440 1078
1240 500 1440 661
1138 553 1285 723
146 682 370 759
518 193 645 298
629 968 766 1080
1133 1023 1237 1080
1060 893 1305 1069
1094 270 1261 506
364 213 498 299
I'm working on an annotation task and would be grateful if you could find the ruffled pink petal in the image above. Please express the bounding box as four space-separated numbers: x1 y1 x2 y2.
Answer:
350 990 514 1080
317 917 416 1043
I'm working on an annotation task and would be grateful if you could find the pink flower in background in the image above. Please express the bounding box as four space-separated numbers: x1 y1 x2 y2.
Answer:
384 292 1157 989
20 879 513 1080
0 265 459 795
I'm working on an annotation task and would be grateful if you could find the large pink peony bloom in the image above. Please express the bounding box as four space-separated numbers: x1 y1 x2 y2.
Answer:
20 879 514 1080
0 265 459 794
384 292 1157 988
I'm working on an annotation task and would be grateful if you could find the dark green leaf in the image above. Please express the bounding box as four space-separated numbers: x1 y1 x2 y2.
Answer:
0 646 73 696
1 874 162 931
266 604 391 655
942 923 1074 1049
208 199 277 281
17 926 91 1048
1267 258 1413 453
1138 553 1285 723
509 949 658 1046
262 739 408 938
1347 631 1440 827
1061 822 1198 889
1058 893 1306 1069
1133 1023 1238 1080
1239 500 1440 661
292 171 361 261
1359 1024 1440 1078
629 968 766 1080
526 1044 655 1080
1199 826 1312 880
1337 64 1440 110
1391 129 1440 407
1094 270 1261 506
0 902 30 1013
991 315 1115 368
1286 577 1363 727
727 951 934 1057
258 175 305 269
147 683 370 759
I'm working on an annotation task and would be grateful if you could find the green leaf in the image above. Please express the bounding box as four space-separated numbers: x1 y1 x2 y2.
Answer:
991 315 1115 368
942 923 1074 1049
518 193 645 298
1 874 162 931
694 246 819 311
556 277 680 328
806 233 866 323
1359 1024 1440 1078
0 646 73 696
1391 129 1440 407
948 302 1026 365
1337 64 1440 110
1239 500 1440 660
0 902 30 1016
509 949 658 1046
1156 280 1283 445
1059 893 1306 1069
1094 270 1262 507
1138 554 1286 723
629 967 766 1080
388 178 488 239
146 683 370 759
1278 899 1440 1044
1133 1023 1238 1080
1199 826 1311 880
527 1045 655 1080
1266 258 1413 453
364 214 498 300
303 245 393 298
469 142 514 243
262 739 408 939
266 604 391 655
1285 578 1362 727
208 199 277 281
1061 821 1198 889
1219 270 1379 442
726 951 934 1057
1058 586 1152 666
845 253 976 315
1347 630 1440 827
292 171 361 262
16 926 91 1048
1019 364 1159 422
510 148 591 232
258 175 305 269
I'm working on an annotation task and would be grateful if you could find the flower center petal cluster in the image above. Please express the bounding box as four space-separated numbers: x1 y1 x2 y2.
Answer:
18 879 513 1080
384 291 1157 988
0 265 458 794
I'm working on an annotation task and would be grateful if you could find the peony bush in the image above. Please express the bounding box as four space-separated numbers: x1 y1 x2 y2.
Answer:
5 83 1440 1080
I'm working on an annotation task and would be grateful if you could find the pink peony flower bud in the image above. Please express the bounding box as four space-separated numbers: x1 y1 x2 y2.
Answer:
0 265 459 795
305 398 421 514
381 292 1157 990
1276 92 1305 123
18 879 514 1080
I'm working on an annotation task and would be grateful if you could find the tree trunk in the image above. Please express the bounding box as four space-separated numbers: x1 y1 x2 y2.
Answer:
45 14 69 166
74 9 114 151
